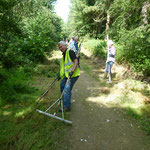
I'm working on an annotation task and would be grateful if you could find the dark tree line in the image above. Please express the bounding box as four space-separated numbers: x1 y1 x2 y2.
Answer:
67 0 150 75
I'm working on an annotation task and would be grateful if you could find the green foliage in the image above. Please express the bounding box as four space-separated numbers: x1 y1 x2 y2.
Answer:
118 25 150 75
68 0 150 75
107 0 150 75
0 0 63 106
0 57 60 105
108 0 145 40
0 68 35 104
148 7 150 23
0 0 21 34
0 105 70 150
54 59 60 66
0 0 62 69
19 10 62 61
126 107 150 134
0 35 31 68
0 59 70 150
83 39 107 58
33 62 60 77
114 44 124 63
68 0 113 38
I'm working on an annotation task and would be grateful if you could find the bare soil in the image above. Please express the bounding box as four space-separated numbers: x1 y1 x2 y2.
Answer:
63 50 150 150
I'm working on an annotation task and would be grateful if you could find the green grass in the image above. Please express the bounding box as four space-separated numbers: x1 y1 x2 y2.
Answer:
0 102 71 149
0 59 71 150
82 65 90 72
113 79 150 134
125 106 150 134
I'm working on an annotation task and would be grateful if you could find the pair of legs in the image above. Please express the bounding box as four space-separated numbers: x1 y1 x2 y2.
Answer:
105 61 114 82
60 76 79 109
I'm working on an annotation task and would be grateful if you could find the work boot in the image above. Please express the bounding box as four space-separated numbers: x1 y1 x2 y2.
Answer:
58 107 71 112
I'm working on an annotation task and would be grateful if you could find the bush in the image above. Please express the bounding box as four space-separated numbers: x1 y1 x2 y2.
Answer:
0 68 34 104
115 44 124 63
83 39 107 59
33 62 60 77
0 1 62 69
118 25 150 75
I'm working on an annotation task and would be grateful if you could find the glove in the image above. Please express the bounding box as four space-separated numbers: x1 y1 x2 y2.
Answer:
69 71 73 78
57 74 61 81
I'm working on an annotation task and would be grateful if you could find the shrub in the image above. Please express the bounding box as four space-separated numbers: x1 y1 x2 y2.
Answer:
83 39 107 59
118 25 150 75
0 68 34 104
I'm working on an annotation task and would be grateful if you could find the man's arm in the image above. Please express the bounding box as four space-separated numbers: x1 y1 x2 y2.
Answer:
72 59 78 72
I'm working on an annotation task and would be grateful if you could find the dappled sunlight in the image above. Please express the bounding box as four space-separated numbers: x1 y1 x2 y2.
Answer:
86 95 107 104
85 90 119 108
87 87 110 95
114 79 149 103
48 50 62 60
85 86 118 107
116 81 126 89
81 72 149 117
15 107 32 118
84 86 147 118
0 104 13 116
81 48 92 57
110 80 148 114
81 82 147 116
3 111 12 116
92 68 104 74
113 63 128 79
79 50 150 124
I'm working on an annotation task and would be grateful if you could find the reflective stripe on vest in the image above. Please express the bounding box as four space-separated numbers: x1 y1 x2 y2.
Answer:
65 50 79 72
60 49 80 78
65 52 74 66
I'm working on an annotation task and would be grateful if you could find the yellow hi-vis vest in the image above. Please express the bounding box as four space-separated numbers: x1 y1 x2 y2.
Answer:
60 49 80 79
76 42 81 56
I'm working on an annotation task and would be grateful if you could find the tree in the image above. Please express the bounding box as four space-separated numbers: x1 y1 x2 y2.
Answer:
0 0 62 68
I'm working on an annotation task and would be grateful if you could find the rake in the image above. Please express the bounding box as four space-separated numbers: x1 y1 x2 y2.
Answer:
36 77 72 124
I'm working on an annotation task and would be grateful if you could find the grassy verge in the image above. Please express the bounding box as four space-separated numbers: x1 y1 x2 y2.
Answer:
115 79 150 134
0 58 71 150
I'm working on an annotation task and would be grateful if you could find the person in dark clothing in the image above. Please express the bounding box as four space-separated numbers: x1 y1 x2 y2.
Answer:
58 41 80 111
74 37 81 67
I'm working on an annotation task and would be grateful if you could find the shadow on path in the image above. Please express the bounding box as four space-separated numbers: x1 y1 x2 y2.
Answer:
66 62 150 150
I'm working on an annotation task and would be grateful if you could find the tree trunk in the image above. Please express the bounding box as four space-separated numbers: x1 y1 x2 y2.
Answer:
105 11 110 41
141 2 150 27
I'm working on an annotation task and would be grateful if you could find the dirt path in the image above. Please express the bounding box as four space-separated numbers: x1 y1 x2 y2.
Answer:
64 52 150 150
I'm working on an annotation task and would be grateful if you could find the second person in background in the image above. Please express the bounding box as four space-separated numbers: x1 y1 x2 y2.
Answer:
104 40 115 83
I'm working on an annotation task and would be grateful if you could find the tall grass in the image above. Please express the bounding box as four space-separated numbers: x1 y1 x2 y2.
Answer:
0 58 71 150
83 39 107 59
115 79 150 134
0 68 35 105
